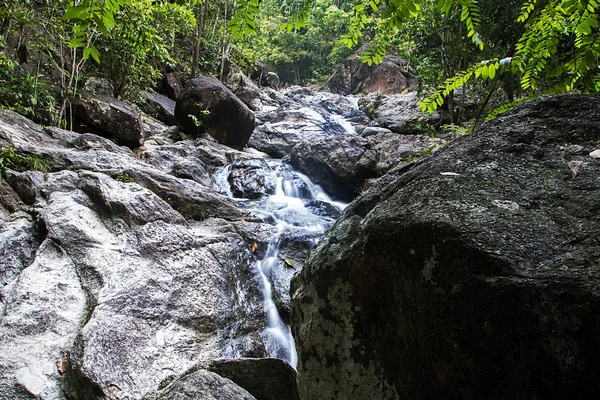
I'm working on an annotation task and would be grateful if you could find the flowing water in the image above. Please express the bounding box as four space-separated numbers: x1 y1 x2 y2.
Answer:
216 159 346 367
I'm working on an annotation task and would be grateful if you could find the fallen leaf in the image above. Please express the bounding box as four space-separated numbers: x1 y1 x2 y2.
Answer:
56 356 68 374
284 259 293 267
251 242 257 252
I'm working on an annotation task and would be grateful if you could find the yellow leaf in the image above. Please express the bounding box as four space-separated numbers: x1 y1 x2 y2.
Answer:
284 259 293 267
251 242 257 252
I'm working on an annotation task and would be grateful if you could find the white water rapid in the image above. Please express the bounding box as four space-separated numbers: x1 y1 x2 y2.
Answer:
216 159 346 368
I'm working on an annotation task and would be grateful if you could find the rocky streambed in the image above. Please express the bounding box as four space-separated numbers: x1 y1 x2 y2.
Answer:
0 84 439 399
2 79 598 400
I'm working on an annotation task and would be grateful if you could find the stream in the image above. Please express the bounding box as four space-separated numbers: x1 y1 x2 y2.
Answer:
216 159 346 367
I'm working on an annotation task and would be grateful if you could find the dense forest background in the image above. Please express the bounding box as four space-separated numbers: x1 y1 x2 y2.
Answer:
1 0 599 128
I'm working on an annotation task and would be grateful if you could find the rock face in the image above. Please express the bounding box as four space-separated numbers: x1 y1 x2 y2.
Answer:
292 95 600 399
175 76 255 150
0 109 270 399
74 92 144 148
328 48 418 95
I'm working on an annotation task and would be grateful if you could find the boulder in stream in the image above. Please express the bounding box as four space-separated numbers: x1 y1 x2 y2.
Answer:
292 94 600 399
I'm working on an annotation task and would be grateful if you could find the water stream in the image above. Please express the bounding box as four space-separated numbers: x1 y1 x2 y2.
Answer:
216 159 345 367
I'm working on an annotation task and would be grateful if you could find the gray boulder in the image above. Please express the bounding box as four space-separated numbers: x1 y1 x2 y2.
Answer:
175 76 255 150
292 94 600 399
263 72 280 90
289 135 378 201
360 91 438 134
143 369 255 400
208 358 300 400
327 53 372 95
328 46 417 95
363 60 418 95
74 92 144 148
141 92 177 126
223 61 280 111
161 72 182 100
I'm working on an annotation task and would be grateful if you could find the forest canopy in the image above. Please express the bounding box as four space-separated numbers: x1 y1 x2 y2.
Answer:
0 0 599 126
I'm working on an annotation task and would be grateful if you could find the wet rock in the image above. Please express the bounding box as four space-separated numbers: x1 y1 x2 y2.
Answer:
208 358 300 400
292 94 600 400
73 92 144 148
175 76 255 150
141 92 177 126
290 135 378 201
142 369 255 400
227 159 278 199
250 105 350 158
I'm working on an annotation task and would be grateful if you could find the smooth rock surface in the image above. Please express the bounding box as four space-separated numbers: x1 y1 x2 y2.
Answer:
142 369 255 400
292 94 600 400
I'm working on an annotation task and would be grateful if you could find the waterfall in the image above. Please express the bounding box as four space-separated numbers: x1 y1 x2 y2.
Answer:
216 159 345 368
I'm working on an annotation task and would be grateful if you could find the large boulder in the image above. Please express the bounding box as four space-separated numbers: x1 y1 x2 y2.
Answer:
209 358 299 400
328 47 418 95
363 59 418 95
74 92 144 148
222 61 280 111
359 91 439 134
175 76 255 150
289 136 378 201
327 54 372 95
142 369 255 400
292 95 600 399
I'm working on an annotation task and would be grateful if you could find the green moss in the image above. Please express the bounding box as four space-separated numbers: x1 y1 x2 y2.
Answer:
115 172 134 183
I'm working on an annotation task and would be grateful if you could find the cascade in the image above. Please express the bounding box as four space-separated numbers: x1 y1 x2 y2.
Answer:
216 159 345 367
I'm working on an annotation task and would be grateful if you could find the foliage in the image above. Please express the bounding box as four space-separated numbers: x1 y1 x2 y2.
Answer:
0 42 57 124
0 147 51 177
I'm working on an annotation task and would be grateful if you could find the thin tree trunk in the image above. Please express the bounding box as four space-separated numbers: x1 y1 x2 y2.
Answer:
191 2 204 77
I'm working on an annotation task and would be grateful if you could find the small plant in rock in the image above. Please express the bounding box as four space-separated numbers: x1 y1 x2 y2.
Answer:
0 147 51 177
403 145 437 163
115 172 134 183
188 109 211 128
